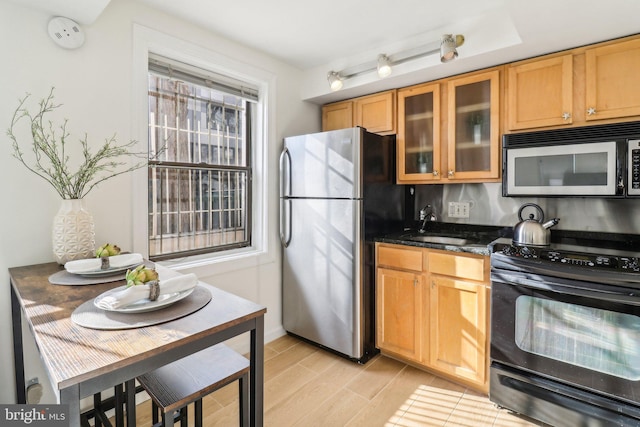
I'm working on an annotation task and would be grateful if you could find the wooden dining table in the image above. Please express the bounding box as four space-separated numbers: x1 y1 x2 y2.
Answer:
9 262 266 427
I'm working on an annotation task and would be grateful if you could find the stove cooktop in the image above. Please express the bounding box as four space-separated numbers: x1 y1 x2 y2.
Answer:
491 233 640 273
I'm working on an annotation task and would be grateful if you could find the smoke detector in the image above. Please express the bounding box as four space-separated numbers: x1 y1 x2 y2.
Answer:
48 16 85 49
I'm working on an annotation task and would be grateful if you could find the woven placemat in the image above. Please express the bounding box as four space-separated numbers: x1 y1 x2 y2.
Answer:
71 286 211 330
49 269 125 285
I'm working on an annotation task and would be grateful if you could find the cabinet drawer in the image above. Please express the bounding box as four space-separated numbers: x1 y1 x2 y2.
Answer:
428 252 486 281
377 245 424 271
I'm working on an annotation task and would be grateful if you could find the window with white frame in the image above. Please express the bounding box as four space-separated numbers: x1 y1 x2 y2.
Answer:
147 55 258 260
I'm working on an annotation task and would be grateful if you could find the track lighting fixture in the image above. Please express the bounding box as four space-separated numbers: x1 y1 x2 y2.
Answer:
327 33 465 91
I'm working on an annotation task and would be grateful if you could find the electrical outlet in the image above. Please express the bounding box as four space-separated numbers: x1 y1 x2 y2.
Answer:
448 202 470 218
460 202 470 218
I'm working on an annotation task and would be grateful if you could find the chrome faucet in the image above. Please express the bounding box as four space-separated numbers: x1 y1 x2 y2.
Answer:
418 204 437 233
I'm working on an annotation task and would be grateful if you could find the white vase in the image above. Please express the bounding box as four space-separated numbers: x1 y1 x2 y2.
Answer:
473 124 482 145
52 199 95 264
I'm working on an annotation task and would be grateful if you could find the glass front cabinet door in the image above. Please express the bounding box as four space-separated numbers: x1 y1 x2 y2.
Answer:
446 70 500 181
397 70 501 184
397 83 441 183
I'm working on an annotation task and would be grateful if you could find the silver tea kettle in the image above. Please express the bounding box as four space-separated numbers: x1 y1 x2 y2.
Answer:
513 203 560 246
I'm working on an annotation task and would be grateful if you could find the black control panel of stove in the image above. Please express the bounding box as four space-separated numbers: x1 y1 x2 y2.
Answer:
495 244 640 273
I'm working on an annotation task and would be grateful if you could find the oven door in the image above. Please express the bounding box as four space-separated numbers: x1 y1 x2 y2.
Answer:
491 265 640 406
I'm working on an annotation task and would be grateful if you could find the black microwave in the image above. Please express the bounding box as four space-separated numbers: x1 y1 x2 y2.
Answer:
502 121 640 198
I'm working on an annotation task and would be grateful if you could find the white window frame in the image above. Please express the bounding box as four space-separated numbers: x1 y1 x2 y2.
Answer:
132 24 275 275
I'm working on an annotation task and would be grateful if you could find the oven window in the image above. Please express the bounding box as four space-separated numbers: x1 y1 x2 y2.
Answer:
515 296 640 380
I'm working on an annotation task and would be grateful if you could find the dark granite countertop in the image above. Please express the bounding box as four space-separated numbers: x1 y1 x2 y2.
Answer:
373 222 513 256
374 222 640 256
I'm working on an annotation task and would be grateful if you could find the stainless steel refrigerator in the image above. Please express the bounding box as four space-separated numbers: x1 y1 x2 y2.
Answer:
280 127 408 362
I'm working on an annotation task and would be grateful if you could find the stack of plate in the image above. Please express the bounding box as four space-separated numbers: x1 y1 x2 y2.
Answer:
64 253 144 278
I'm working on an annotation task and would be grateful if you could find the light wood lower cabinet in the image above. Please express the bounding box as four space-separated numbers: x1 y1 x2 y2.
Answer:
376 267 424 362
375 242 490 392
429 274 488 387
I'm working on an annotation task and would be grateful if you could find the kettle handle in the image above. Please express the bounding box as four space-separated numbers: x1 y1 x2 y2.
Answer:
518 203 544 223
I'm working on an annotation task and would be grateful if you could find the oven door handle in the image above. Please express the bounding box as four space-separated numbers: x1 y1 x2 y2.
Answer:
491 270 640 306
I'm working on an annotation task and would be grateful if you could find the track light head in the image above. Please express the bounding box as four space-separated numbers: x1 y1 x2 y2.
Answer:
377 54 392 78
327 71 343 91
440 34 464 63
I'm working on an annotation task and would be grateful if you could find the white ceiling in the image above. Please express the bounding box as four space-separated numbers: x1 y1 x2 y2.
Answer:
10 0 640 102
135 0 640 70
128 0 640 102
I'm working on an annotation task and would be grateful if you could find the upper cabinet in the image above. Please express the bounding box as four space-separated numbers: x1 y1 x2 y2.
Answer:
506 55 573 130
397 69 501 184
322 90 396 135
446 70 500 181
585 38 640 122
397 83 441 182
322 101 353 131
506 35 640 131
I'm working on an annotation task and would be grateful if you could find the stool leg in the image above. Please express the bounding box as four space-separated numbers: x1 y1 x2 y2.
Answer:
125 379 136 426
114 384 125 426
180 407 188 427
194 399 203 427
152 401 159 425
239 373 249 427
93 392 103 427
162 410 171 427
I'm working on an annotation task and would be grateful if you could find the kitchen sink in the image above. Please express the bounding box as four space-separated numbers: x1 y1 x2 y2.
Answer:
404 235 471 245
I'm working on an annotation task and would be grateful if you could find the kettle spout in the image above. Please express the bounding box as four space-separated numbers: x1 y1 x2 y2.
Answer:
542 218 560 229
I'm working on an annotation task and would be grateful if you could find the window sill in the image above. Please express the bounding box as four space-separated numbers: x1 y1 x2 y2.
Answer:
155 245 269 278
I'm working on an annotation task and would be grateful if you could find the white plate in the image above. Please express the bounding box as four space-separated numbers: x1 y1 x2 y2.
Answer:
94 286 195 313
75 263 139 278
65 253 144 276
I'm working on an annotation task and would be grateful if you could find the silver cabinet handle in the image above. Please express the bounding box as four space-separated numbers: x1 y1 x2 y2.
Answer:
433 170 439 177
562 112 571 120
587 107 596 116
448 170 454 177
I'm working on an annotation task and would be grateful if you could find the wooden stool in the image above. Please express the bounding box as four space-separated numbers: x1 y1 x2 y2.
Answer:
137 344 250 427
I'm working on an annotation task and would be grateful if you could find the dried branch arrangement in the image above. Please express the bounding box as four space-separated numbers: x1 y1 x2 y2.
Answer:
7 87 147 199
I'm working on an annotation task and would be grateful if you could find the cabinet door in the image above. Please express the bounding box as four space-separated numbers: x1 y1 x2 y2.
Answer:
397 83 441 183
376 267 422 362
585 38 640 121
447 70 500 181
428 275 488 388
322 101 353 131
506 55 573 130
355 91 396 135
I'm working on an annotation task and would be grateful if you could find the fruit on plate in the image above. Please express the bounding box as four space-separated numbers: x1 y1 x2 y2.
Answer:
125 265 159 288
96 243 121 258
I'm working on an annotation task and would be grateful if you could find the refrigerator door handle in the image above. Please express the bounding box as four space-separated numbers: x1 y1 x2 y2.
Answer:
279 147 292 198
280 199 292 247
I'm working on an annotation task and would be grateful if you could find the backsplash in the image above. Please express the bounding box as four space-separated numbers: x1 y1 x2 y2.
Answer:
413 183 640 235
